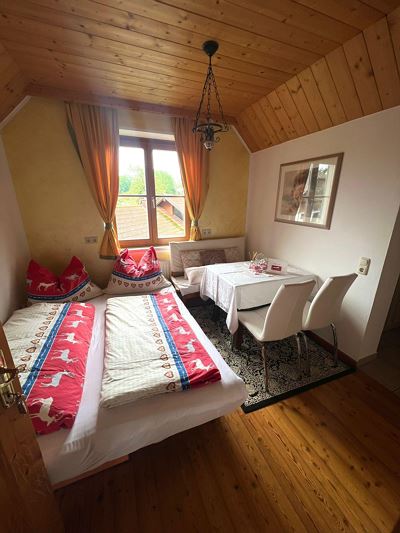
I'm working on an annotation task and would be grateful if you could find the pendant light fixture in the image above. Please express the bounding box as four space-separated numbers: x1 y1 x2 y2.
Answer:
192 40 229 150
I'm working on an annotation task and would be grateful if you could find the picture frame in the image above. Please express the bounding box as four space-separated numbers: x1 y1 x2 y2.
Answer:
274 153 344 229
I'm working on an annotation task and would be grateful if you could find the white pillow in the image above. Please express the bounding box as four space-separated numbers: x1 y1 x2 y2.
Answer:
185 266 206 285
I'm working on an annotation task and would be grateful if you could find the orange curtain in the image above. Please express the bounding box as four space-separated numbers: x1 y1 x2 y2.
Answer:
173 117 209 241
66 102 119 258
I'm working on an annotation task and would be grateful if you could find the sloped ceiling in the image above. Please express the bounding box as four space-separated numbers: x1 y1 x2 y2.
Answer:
0 1 399 145
0 42 27 123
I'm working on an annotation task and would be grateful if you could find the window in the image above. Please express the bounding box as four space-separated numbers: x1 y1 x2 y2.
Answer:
116 137 189 246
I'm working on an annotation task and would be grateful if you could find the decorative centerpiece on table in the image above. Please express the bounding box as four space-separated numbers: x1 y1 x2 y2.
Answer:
248 251 268 274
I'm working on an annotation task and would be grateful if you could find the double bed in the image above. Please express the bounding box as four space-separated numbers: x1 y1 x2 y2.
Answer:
35 292 247 486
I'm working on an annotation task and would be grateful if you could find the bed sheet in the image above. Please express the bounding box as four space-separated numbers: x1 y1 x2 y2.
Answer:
37 293 248 484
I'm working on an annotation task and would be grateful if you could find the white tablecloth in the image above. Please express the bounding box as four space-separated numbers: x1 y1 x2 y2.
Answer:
200 262 317 333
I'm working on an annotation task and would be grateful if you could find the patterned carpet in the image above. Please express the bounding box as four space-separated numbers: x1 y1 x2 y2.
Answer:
190 303 354 413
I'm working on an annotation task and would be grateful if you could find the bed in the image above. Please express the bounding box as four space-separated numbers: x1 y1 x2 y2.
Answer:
34 292 247 485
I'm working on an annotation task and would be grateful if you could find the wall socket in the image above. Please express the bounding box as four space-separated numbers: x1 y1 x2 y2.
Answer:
202 228 212 238
84 236 98 244
357 257 371 276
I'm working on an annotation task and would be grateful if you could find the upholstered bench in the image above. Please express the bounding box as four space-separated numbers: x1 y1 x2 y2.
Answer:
169 237 245 302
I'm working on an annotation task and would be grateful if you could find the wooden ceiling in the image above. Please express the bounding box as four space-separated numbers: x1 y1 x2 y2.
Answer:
0 0 399 148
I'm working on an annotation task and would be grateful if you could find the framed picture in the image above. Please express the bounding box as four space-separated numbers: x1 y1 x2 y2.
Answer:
274 153 343 229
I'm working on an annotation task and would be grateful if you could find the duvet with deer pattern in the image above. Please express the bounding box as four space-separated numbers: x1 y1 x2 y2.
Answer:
4 302 94 434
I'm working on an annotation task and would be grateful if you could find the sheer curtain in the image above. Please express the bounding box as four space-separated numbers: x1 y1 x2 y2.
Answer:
173 117 209 240
66 102 119 258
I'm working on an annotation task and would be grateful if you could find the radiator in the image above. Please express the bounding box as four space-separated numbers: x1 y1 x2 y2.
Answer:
159 259 171 280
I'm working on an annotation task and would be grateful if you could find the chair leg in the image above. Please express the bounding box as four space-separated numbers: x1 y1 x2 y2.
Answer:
261 343 269 392
330 323 338 367
295 333 303 379
300 331 310 377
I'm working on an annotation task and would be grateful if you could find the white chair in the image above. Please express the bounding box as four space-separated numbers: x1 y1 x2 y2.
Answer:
235 280 316 391
301 273 357 372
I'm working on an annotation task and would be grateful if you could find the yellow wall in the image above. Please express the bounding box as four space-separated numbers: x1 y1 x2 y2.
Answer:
1 97 249 287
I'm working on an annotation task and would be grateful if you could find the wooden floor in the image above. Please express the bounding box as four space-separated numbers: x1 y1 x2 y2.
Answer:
56 371 400 533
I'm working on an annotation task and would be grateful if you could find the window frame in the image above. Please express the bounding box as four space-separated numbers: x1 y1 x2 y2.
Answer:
118 136 189 248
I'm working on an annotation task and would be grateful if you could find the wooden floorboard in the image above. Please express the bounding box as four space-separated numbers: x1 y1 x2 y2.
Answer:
56 371 400 532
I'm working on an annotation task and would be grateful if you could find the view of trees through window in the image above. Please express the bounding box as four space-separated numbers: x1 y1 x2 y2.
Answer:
116 143 186 243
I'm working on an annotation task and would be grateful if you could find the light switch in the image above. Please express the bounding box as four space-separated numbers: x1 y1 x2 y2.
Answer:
84 236 98 244
357 257 370 276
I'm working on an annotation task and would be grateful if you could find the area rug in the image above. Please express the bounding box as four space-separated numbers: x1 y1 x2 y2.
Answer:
190 304 354 413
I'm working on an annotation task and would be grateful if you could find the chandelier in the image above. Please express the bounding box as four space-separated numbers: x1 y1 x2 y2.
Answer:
192 40 229 151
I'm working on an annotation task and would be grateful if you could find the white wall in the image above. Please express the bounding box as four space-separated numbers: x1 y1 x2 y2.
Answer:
246 107 400 362
0 137 30 323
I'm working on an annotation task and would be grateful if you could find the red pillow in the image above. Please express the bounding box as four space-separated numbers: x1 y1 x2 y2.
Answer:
105 247 170 294
27 256 102 303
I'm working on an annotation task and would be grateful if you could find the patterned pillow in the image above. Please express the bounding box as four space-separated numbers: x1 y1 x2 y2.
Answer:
105 247 170 294
180 250 202 271
27 256 102 303
199 248 226 266
224 246 242 263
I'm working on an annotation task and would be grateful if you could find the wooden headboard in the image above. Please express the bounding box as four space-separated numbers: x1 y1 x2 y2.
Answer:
169 236 246 276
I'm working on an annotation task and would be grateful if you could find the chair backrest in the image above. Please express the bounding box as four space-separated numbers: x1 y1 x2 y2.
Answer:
303 273 357 330
262 280 316 341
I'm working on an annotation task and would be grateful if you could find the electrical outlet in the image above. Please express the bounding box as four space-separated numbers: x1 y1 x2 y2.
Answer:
357 257 371 276
202 228 212 238
84 236 98 244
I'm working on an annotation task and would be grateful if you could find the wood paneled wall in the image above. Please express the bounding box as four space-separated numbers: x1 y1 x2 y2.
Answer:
0 42 26 124
235 8 400 152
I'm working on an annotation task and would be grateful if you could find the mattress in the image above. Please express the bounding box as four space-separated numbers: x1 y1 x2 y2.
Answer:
37 293 248 485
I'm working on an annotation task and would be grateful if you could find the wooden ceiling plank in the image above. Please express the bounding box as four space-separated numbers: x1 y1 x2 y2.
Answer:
27 0 304 77
93 0 320 65
364 16 400 109
297 67 332 129
343 33 383 115
0 45 15 75
310 57 347 125
285 75 319 133
361 0 400 12
0 72 26 122
26 83 218 119
325 46 363 121
258 96 288 143
22 69 244 113
252 100 280 145
226 0 359 43
266 91 297 139
292 0 388 30
388 6 400 71
0 4 299 83
2 39 271 96
11 49 262 107
236 112 263 152
275 83 308 137
26 77 203 109
234 120 259 152
243 106 272 150
155 0 338 55
0 25 278 92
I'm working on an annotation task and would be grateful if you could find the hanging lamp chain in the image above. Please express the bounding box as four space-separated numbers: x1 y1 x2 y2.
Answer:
193 54 228 132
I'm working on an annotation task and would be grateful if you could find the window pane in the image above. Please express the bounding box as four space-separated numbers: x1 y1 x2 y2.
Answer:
116 196 149 240
152 149 184 195
156 196 186 238
119 146 146 194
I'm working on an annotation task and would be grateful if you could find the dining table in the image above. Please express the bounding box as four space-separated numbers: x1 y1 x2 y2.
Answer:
200 261 318 334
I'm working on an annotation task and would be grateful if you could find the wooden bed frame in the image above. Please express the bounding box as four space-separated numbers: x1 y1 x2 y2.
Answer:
53 455 130 490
